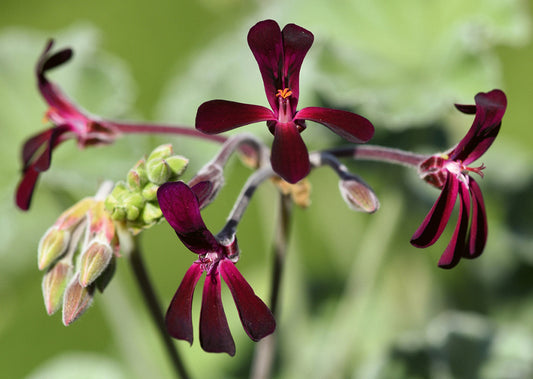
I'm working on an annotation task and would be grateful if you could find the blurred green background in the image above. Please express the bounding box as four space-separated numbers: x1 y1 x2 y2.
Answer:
2 0 533 378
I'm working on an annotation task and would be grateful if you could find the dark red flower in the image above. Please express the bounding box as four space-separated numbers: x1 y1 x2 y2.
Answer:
15 40 120 211
411 89 507 268
157 181 275 356
195 20 374 184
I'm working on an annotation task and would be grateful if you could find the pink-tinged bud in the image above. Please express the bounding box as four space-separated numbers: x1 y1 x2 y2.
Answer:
38 227 70 270
339 176 380 213
127 159 147 191
62 273 95 326
54 198 94 230
78 241 113 287
42 261 73 315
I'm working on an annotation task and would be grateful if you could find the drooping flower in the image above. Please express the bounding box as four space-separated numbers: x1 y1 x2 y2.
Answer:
157 181 275 356
195 19 374 184
411 89 507 268
15 40 121 211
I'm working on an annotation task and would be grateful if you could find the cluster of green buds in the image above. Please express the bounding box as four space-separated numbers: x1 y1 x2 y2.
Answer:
38 181 118 325
104 144 188 233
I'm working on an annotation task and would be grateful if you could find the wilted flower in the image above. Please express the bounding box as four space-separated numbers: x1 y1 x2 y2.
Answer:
157 181 275 356
196 19 374 184
411 89 507 268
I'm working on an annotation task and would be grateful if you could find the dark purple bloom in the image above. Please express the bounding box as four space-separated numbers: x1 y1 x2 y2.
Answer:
411 89 507 268
16 40 120 211
195 20 374 184
157 181 275 356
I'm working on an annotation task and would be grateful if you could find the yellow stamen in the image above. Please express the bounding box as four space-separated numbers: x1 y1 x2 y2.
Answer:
276 88 292 99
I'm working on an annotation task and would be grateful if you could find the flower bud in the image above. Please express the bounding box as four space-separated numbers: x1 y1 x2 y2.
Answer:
165 155 188 177
42 261 72 315
78 241 113 287
38 227 70 270
141 202 163 224
62 273 95 326
127 159 147 191
338 176 380 213
146 159 172 185
147 144 172 162
141 183 159 201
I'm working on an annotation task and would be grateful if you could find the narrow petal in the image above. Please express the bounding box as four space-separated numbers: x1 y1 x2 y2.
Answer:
451 89 507 164
465 178 488 258
271 122 310 183
247 20 284 111
200 272 235 356
195 100 274 134
295 107 374 143
281 23 314 114
411 174 459 248
37 40 73 81
165 264 203 344
22 128 55 169
219 260 275 341
15 166 40 211
438 183 471 269
157 182 220 255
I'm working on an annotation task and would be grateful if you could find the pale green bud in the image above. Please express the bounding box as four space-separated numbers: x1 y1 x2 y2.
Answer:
165 155 188 178
78 241 113 287
127 159 147 191
38 227 70 270
141 183 159 201
146 144 172 162
339 177 380 213
42 261 72 315
62 273 95 326
141 202 163 224
146 159 172 185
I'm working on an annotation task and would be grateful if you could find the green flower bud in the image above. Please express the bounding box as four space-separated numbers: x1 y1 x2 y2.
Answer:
62 273 95 326
78 241 113 287
165 155 188 178
127 159 147 191
38 227 70 271
339 177 380 213
142 183 159 201
42 261 72 315
141 202 163 224
146 144 172 162
146 159 172 185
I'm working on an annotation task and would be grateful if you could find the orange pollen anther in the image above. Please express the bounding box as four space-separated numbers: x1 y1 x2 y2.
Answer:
276 88 292 99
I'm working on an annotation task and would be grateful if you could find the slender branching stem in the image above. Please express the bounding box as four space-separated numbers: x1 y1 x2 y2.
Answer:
249 192 293 379
128 235 191 379
325 144 428 168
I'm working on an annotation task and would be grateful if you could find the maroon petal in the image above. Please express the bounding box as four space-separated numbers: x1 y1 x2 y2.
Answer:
270 122 310 183
451 89 507 164
281 23 314 115
247 20 285 111
465 178 488 258
411 174 459 248
295 107 374 143
22 125 69 172
22 128 55 170
15 166 40 211
165 263 203 344
438 182 471 269
37 40 73 81
157 182 220 255
219 260 275 341
195 100 274 134
199 272 235 356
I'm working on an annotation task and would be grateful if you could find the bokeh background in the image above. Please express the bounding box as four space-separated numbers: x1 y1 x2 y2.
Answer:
2 0 533 378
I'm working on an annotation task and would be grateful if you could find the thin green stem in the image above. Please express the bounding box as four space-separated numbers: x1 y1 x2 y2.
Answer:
249 192 293 379
128 236 191 379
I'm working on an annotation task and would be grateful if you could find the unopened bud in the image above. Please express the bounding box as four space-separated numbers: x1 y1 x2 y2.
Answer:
339 177 380 213
127 159 147 191
147 144 173 162
142 183 159 201
146 159 172 185
165 155 188 178
141 202 163 224
42 261 72 315
78 241 113 287
38 227 70 270
62 273 95 326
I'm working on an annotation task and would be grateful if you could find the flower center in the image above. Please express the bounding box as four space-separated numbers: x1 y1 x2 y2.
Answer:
276 88 293 124
199 251 222 274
